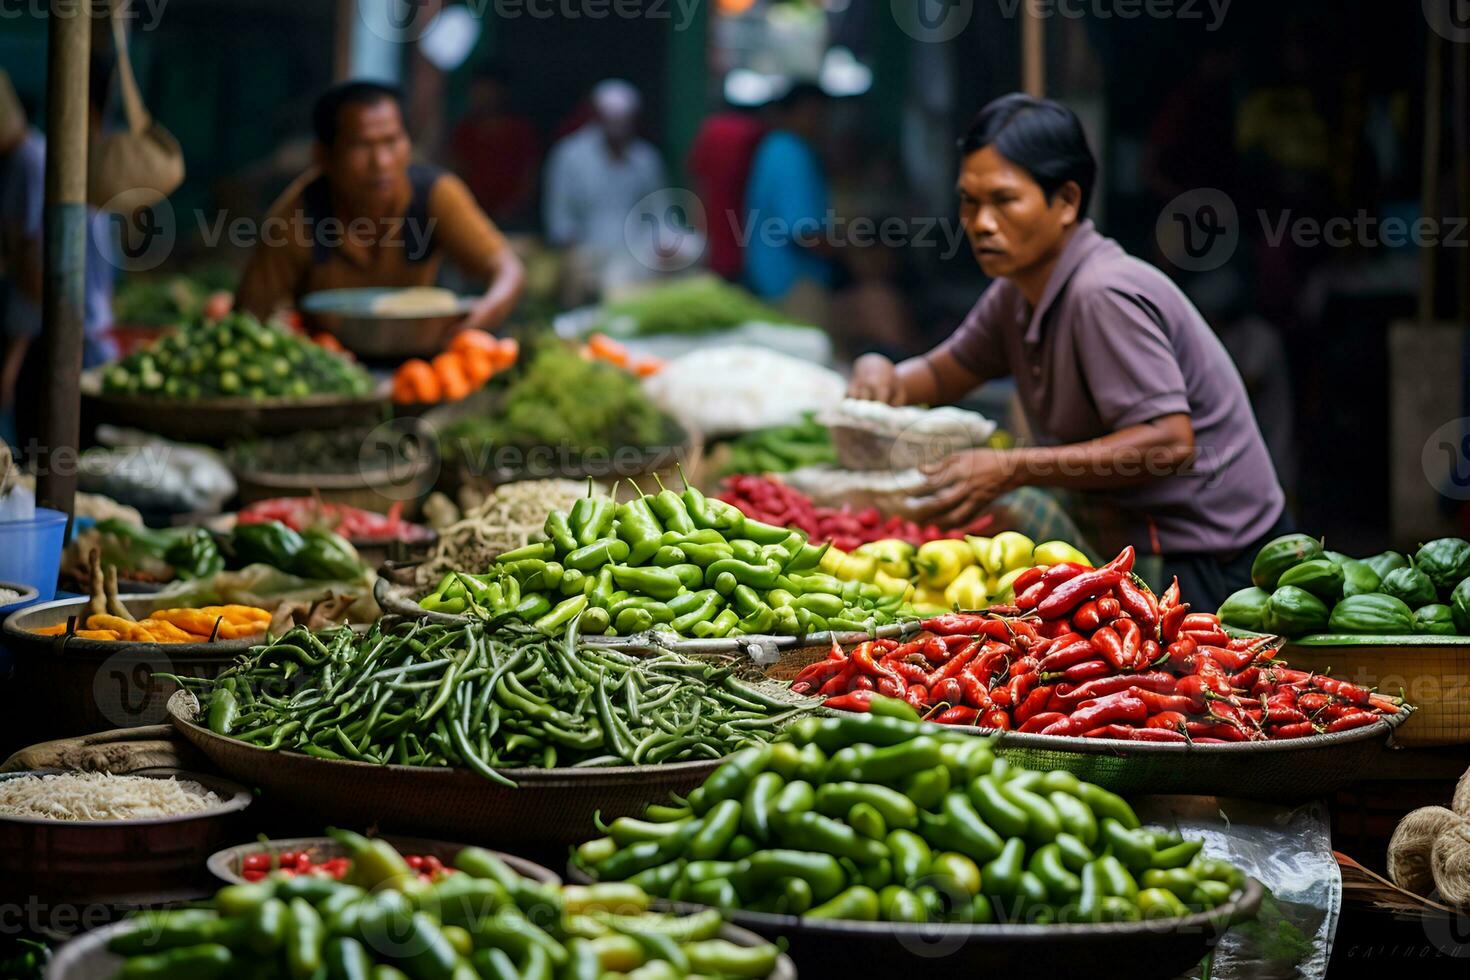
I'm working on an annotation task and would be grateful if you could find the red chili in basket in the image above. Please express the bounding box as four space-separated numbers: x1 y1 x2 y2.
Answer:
817 665 856 696
933 705 981 725
1185 721 1247 741
1115 577 1158 626
1035 568 1125 621
957 673 989 708
852 675 875 691
1115 618 1144 668
1127 688 1194 714
1019 711 1068 733
1145 710 1189 730
931 677 964 707
1091 626 1129 671
1071 600 1103 632
1309 675 1373 707
1013 686 1054 725
1042 562 1090 585
1057 671 1177 708
824 691 878 712
1042 692 1148 736
1016 580 1049 611
1161 603 1191 644
1268 721 1318 739
981 708 1012 730
921 613 996 636
1038 638 1100 673
1159 576 1181 614
904 685 930 711
876 675 906 698
1010 566 1046 596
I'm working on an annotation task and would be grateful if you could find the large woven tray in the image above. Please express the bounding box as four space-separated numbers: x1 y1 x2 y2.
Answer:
166 692 719 846
80 369 387 444
567 864 1261 980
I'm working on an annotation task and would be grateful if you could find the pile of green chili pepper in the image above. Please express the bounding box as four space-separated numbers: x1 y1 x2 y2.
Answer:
575 707 1250 925
183 618 812 785
418 475 909 638
106 831 782 980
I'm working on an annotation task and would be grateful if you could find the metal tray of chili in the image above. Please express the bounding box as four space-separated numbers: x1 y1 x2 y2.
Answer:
961 707 1412 803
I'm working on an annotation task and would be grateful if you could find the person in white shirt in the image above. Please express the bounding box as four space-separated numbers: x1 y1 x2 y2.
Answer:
543 80 668 299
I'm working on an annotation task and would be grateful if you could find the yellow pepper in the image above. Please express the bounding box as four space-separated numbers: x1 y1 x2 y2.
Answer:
853 539 915 579
944 565 988 610
913 586 949 608
835 552 880 584
873 570 915 601
964 535 992 566
915 539 973 590
1032 540 1092 567
819 546 848 577
985 532 1036 575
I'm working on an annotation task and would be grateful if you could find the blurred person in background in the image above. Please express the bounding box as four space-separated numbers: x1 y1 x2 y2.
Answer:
1 64 120 450
848 94 1287 608
542 80 666 301
686 100 765 282
743 83 837 325
449 64 540 230
237 80 525 331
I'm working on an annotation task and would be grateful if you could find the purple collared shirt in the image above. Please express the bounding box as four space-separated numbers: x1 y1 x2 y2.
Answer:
943 220 1284 556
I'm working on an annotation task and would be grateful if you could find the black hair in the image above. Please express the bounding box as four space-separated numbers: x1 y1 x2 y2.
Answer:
959 93 1096 217
775 81 828 112
312 80 402 146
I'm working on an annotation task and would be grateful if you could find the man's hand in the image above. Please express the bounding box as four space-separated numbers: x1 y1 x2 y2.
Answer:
910 448 1016 528
848 353 904 405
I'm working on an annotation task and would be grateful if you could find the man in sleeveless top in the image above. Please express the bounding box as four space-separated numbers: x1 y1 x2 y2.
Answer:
237 80 524 332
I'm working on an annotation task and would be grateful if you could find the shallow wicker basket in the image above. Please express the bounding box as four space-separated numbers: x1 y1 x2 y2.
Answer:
167 691 719 846
1280 634 1470 747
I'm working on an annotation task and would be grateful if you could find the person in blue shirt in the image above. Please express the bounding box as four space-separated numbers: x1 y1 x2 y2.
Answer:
743 83 836 319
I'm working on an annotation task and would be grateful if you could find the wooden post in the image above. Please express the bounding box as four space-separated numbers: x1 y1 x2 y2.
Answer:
334 0 356 82
1021 0 1044 97
1419 28 1442 323
37 0 90 521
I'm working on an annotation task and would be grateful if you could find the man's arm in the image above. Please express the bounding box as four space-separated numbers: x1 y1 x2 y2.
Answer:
849 281 1013 405
431 174 525 331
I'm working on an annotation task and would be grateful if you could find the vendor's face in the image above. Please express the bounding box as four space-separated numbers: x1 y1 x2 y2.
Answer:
957 146 1078 280
321 98 411 211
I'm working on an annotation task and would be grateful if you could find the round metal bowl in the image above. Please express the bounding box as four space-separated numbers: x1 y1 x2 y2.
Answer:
568 863 1259 980
80 369 388 444
167 691 721 847
0 581 41 616
47 913 797 980
1 595 260 742
0 768 251 909
302 287 473 359
207 835 560 887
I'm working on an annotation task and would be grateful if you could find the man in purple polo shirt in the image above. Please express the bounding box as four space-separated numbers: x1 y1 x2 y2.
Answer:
849 94 1287 607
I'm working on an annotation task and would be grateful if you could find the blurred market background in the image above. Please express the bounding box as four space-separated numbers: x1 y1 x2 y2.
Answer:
0 0 1461 552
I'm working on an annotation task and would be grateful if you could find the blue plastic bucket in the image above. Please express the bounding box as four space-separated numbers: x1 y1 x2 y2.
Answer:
0 508 67 601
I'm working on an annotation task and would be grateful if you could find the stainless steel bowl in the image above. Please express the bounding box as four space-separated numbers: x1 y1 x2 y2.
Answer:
302 288 474 359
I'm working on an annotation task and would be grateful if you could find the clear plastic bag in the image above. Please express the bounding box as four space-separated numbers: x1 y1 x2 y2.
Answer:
1135 795 1337 980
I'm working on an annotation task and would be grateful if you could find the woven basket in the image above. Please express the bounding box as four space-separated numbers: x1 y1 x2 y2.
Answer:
1281 635 1470 747
568 863 1260 980
763 645 1413 802
167 692 718 847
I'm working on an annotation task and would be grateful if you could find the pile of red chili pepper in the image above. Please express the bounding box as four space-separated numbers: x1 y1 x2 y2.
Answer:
238 498 434 542
792 545 1406 742
718 474 990 550
239 849 454 882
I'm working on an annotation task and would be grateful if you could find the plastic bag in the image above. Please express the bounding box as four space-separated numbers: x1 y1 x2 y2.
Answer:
150 563 380 624
1134 795 1337 980
641 346 846 437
